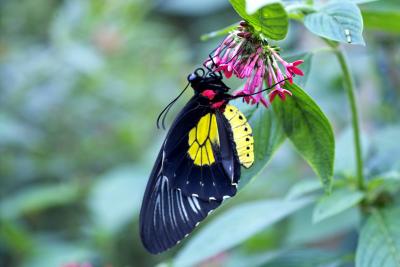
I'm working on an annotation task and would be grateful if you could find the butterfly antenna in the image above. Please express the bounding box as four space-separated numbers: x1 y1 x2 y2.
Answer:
205 39 249 81
156 82 190 130
160 102 174 130
203 50 220 77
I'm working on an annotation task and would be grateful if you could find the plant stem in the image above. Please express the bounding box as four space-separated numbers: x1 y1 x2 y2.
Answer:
334 48 365 190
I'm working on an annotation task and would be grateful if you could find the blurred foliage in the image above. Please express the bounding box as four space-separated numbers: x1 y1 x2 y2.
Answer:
1 0 400 267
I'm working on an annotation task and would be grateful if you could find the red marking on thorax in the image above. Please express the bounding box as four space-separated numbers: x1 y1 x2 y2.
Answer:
201 90 217 100
211 101 225 110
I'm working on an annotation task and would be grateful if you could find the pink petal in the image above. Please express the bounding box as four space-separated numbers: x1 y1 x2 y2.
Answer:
291 66 304 76
224 69 233 78
260 96 269 107
269 89 280 102
282 89 292 97
292 60 304 67
278 91 286 101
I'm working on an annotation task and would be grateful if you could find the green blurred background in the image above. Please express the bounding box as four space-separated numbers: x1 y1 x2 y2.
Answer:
1 0 399 266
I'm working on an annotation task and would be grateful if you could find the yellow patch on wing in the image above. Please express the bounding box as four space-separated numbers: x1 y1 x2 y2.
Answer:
188 113 219 166
223 105 254 168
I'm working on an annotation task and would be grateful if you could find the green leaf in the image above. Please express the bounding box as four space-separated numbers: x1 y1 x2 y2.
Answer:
362 10 400 33
370 171 400 183
87 165 147 233
226 250 283 267
361 0 400 34
313 188 364 223
200 23 237 41
356 207 400 267
304 2 365 45
286 205 361 245
286 178 322 200
174 197 313 267
263 249 343 267
273 83 335 192
335 127 370 176
361 0 400 33
236 100 286 187
369 126 400 173
350 0 379 4
245 0 282 14
22 239 94 267
0 183 80 220
367 171 400 202
0 220 34 256
229 0 289 40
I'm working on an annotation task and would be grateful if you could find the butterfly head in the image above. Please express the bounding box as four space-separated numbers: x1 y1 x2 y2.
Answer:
187 68 204 85
187 68 231 109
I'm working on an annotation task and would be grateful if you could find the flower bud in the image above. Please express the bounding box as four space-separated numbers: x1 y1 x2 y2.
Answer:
239 21 248 27
244 32 252 38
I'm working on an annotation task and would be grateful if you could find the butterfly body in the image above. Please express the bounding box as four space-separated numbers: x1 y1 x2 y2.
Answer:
140 69 254 254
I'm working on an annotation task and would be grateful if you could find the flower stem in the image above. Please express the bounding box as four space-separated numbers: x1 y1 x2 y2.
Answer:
334 48 365 190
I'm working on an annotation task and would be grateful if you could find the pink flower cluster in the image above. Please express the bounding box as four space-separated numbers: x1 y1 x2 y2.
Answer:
205 22 304 107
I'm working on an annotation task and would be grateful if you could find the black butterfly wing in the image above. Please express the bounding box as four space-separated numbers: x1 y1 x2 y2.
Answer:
167 109 240 201
139 96 241 254
139 154 222 254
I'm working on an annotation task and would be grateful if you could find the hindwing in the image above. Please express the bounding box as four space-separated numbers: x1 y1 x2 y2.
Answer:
223 105 254 168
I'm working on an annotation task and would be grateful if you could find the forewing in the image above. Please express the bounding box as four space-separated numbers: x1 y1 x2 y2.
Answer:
163 99 240 201
140 96 240 254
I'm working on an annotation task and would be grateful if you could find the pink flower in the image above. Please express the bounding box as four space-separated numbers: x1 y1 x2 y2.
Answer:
285 60 304 83
234 88 251 104
270 49 304 84
269 88 293 102
287 60 304 75
265 57 290 103
205 21 304 107
215 63 234 78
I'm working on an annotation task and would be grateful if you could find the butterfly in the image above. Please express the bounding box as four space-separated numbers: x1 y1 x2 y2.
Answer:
139 67 255 254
